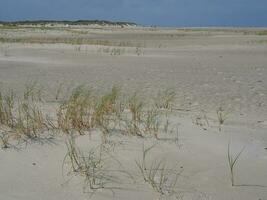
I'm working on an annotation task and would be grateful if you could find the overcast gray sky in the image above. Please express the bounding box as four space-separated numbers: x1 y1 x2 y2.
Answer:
0 0 267 27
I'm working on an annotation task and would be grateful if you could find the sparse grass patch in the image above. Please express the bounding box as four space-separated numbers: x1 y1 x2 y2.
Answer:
154 89 176 110
63 134 123 195
110 48 125 56
0 84 179 145
0 36 145 48
255 30 267 36
135 47 143 56
143 109 160 138
135 144 182 196
122 93 162 138
125 93 145 137
57 85 123 138
23 82 43 102
192 110 209 130
0 85 47 140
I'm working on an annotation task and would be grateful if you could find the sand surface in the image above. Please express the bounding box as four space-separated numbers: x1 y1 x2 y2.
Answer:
0 26 267 200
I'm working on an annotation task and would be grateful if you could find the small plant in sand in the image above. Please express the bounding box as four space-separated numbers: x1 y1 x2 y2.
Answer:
100 47 110 54
0 90 15 128
0 130 10 149
121 93 165 138
217 106 230 131
155 89 176 110
64 133 81 172
192 110 209 130
227 142 245 186
110 48 125 56
135 47 142 56
63 134 119 194
23 82 43 102
55 82 64 101
143 109 160 138
135 144 182 196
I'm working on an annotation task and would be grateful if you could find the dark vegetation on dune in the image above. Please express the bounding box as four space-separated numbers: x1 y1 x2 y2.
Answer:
0 20 137 27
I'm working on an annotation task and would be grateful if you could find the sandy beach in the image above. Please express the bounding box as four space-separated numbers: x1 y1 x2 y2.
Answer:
0 26 267 200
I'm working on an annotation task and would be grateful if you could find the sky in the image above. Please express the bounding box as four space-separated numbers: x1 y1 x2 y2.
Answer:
0 0 267 27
